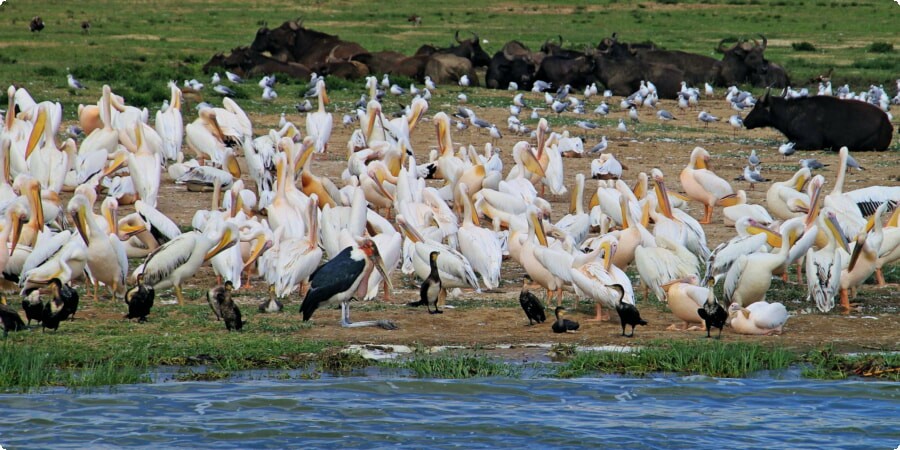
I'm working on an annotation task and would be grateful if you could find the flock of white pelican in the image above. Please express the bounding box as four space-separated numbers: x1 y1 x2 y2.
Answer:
0 73 897 337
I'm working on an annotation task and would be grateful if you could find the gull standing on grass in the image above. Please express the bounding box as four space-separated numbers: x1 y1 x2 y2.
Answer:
225 71 243 84
729 115 743 136
778 142 796 159
657 109 675 121
459 75 470 87
617 118 628 133
698 111 718 128
68 73 86 90
589 136 608 154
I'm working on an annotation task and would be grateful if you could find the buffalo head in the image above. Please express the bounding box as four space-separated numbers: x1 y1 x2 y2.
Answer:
742 88 772 129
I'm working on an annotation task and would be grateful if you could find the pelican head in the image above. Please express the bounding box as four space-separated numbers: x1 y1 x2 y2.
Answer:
204 223 238 262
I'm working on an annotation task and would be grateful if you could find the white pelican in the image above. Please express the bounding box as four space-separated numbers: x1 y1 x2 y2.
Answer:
806 208 847 312
79 86 119 155
457 184 502 290
266 196 323 298
69 194 128 301
874 207 900 287
122 122 162 207
721 190 775 227
634 235 700 302
20 230 89 291
24 104 75 193
397 215 480 292
680 146 734 224
660 275 708 330
185 108 229 165
839 202 887 312
155 82 184 162
513 208 569 305
569 238 634 321
724 219 803 307
650 168 710 262
306 79 333 153
134 222 238 304
704 218 770 284
728 301 789 335
826 147 900 238
551 173 590 246
766 168 810 221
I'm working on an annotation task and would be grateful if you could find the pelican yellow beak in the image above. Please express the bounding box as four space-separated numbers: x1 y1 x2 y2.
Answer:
225 151 242 178
29 181 44 228
296 138 315 173
321 85 330 106
530 210 548 247
847 233 866 272
407 100 427 132
794 173 809 192
9 210 24 257
71 205 90 246
747 220 782 248
103 150 129 177
242 239 273 272
826 213 849 253
25 106 48 160
519 146 545 178
370 167 395 203
653 176 674 220
118 220 147 239
602 240 617 270
805 179 824 227
205 226 237 261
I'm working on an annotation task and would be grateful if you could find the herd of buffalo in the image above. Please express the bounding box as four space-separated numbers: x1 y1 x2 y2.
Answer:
203 20 789 98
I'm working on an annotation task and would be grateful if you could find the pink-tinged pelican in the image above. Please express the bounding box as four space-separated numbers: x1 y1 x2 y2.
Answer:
728 301 789 335
299 238 396 329
457 184 502 290
133 223 237 305
569 238 634 321
79 86 120 155
265 195 323 298
765 168 810 221
306 79 333 153
121 122 162 207
659 275 708 330
838 202 888 313
680 146 734 224
69 194 128 301
724 219 803 307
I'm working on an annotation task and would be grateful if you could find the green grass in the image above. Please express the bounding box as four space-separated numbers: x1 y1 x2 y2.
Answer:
384 351 523 378
553 340 796 378
1 0 898 122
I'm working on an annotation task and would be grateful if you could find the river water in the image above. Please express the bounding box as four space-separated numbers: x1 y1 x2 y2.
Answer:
1 370 898 449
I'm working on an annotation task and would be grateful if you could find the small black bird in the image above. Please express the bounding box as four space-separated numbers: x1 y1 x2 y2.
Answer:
519 283 546 326
81 20 91 34
29 16 45 33
49 278 78 321
1 296 27 337
551 306 580 333
258 285 283 313
41 295 66 332
124 275 155 323
207 282 228 321
409 251 443 314
612 284 647 337
215 281 243 331
698 288 728 339
21 289 44 326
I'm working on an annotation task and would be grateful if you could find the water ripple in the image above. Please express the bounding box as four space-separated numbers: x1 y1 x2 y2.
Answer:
0 374 897 449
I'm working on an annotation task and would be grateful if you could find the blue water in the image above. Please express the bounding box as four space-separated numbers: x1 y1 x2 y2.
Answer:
1 371 898 449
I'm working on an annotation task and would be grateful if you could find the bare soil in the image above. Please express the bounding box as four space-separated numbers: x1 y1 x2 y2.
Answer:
134 89 900 353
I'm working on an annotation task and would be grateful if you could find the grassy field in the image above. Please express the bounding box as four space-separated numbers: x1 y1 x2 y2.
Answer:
0 1 899 391
1 0 898 114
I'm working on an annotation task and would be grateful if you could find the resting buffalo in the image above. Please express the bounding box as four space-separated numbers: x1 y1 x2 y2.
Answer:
424 53 478 86
486 49 536 90
250 20 369 72
714 35 788 88
534 55 596 90
743 91 893 151
426 31 492 68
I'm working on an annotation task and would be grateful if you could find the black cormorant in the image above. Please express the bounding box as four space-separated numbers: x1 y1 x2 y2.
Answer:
551 306 579 333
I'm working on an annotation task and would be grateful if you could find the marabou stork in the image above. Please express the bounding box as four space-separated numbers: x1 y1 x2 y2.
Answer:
299 238 397 329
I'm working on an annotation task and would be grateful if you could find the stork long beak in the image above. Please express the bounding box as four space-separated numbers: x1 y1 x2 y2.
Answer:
205 226 237 261
25 106 48 160
371 250 392 294
242 239 273 272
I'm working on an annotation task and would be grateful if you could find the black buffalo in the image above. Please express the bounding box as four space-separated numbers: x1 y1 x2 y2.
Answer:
714 35 789 88
743 90 893 151
486 50 536 90
430 31 492 68
534 55 596 90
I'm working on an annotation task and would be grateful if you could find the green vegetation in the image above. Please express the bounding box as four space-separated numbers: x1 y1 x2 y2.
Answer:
384 351 523 378
791 42 817 52
0 0 897 119
553 340 796 378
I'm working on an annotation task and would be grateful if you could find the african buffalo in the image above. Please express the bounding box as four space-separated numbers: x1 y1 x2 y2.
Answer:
534 55 596 90
743 90 893 151
633 49 717 86
424 53 478 86
425 31 492 68
540 36 585 59
714 35 788 88
486 47 536 90
250 20 369 72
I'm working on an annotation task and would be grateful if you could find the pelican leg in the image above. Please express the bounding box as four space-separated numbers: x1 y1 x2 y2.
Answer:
587 303 608 322
875 268 894 287
93 281 99 303
174 284 185 305
556 288 563 307
382 279 392 302
700 205 713 224
795 263 804 285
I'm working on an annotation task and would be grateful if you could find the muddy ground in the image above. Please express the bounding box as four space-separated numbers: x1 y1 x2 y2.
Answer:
99 87 900 353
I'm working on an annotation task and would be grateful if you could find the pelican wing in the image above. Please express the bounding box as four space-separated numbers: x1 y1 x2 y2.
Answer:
692 169 734 200
137 232 198 286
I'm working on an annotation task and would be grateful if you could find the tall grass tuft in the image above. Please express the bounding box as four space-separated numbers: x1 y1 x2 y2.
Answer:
387 352 522 379
554 340 796 378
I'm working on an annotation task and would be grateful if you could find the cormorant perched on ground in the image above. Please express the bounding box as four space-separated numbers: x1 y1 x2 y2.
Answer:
49 278 78 321
1 296 26 337
408 251 443 314
125 275 155 323
612 284 647 337
551 306 580 333
519 277 546 326
215 281 243 331
698 288 728 339
207 281 229 320
258 285 283 313
21 289 44 326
